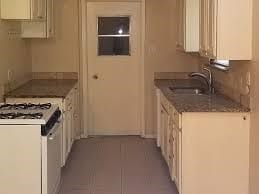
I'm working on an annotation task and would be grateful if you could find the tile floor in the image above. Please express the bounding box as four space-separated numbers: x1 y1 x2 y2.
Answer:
59 136 178 194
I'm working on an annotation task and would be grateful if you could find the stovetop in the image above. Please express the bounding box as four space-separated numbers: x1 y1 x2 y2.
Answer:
0 103 60 125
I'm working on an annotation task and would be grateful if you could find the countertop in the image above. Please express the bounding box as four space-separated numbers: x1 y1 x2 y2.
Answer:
4 79 78 99
155 79 250 113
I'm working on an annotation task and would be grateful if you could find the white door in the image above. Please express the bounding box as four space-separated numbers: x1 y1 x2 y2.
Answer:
87 2 142 135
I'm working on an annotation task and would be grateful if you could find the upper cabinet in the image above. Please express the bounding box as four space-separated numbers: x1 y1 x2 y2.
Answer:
1 0 54 38
199 0 252 60
176 0 200 52
21 0 54 38
1 0 46 20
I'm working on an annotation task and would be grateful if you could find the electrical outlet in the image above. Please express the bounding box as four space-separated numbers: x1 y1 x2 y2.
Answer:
8 69 13 82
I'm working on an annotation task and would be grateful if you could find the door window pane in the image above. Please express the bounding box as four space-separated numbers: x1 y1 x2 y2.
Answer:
98 37 129 55
98 17 130 35
98 17 130 56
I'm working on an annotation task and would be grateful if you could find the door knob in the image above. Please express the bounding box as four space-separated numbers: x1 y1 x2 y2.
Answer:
93 74 98 79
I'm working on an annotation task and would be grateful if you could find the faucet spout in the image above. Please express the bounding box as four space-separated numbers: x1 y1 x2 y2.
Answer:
189 67 214 94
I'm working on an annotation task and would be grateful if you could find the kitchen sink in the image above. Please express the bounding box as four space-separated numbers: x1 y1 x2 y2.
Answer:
169 87 205 95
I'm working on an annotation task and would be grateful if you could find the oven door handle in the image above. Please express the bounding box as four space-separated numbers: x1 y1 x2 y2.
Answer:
48 119 62 140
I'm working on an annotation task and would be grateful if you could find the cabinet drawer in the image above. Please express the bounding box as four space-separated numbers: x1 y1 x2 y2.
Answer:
172 107 182 129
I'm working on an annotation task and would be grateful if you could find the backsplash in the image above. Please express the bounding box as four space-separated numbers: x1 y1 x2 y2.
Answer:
200 60 251 108
32 72 78 80
154 72 191 80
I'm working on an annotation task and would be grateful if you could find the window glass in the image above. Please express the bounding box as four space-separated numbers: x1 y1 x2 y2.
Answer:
98 37 130 55
98 17 130 35
97 17 130 56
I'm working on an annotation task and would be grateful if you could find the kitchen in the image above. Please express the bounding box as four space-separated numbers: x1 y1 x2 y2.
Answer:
0 0 258 194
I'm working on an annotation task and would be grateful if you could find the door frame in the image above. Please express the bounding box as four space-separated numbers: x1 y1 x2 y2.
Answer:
79 0 146 137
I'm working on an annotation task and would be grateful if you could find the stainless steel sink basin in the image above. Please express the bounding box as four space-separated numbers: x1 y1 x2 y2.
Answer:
169 87 205 95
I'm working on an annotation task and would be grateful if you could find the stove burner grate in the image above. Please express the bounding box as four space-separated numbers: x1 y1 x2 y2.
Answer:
0 112 44 119
0 113 17 119
0 103 52 110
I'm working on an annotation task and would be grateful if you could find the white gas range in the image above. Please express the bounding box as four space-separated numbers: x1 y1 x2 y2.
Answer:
0 103 62 194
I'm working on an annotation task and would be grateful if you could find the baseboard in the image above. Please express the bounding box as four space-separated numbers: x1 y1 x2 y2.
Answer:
88 129 141 136
80 134 88 139
144 134 157 139
77 130 155 139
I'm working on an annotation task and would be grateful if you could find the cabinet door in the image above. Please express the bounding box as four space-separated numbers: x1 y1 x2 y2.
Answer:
172 124 177 181
64 112 70 159
175 128 182 193
160 105 165 157
1 0 31 19
199 0 207 56
69 108 73 149
21 0 53 38
164 110 170 164
176 0 185 50
168 125 174 180
46 0 54 37
207 0 217 58
73 87 80 139
160 105 170 162
31 0 46 20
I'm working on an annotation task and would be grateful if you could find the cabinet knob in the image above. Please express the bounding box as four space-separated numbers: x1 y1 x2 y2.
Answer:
93 74 99 79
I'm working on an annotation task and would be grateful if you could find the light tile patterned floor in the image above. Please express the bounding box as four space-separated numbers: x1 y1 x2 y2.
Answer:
59 136 178 194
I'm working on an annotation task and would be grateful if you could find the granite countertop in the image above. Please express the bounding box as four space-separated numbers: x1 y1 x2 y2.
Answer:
4 79 78 99
155 79 250 113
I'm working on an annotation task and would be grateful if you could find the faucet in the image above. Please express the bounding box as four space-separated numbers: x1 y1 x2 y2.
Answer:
189 67 214 94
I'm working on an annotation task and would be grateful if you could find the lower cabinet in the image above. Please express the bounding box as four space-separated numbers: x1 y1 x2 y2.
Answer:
160 104 170 163
156 88 250 194
62 84 80 164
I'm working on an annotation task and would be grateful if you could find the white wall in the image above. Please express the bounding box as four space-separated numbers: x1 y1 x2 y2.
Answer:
31 0 80 73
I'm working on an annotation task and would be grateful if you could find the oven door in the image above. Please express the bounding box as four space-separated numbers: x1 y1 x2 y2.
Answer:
42 120 62 194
